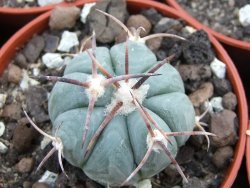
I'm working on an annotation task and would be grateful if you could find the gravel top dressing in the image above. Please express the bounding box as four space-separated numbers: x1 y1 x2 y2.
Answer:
0 1 239 187
177 0 250 42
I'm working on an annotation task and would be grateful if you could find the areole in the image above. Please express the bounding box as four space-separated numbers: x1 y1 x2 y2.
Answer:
0 0 248 187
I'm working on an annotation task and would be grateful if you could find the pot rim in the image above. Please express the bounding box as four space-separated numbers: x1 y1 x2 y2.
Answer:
165 0 250 51
246 121 250 182
0 0 248 187
0 0 88 15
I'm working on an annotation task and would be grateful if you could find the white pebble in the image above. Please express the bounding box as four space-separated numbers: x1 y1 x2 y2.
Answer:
32 67 40 76
210 58 226 79
0 122 5 137
210 97 224 112
136 179 152 188
20 70 40 90
202 101 214 114
39 170 58 186
57 31 79 52
0 142 8 154
0 93 7 109
239 4 250 27
184 26 197 34
38 0 63 7
80 3 96 24
42 53 64 69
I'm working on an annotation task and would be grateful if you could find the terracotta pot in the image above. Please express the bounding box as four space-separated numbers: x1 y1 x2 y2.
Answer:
0 0 248 187
165 0 250 52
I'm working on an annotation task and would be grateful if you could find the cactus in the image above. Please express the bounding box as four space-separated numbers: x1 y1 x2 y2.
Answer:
25 9 215 187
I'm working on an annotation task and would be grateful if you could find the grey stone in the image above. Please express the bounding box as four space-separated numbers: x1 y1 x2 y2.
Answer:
87 0 127 43
23 35 45 63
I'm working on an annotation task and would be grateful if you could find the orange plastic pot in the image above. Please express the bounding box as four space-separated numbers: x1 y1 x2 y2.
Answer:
0 0 91 27
247 121 250 183
0 0 248 187
165 0 250 52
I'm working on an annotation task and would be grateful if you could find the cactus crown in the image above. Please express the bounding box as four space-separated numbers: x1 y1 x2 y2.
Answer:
24 8 215 187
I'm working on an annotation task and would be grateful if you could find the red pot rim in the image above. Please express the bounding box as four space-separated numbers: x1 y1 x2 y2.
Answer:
0 0 248 187
0 0 89 15
247 121 250 182
166 0 250 51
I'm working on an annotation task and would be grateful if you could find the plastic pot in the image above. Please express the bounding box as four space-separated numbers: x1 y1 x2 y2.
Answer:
0 0 91 47
164 1 250 131
0 0 91 27
246 121 250 183
165 0 250 52
0 0 248 187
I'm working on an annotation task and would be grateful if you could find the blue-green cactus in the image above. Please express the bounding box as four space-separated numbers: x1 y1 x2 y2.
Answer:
47 40 195 186
24 9 215 188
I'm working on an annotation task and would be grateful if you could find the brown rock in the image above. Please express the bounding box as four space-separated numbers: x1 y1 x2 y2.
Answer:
177 64 211 82
16 157 35 173
146 37 162 53
7 64 22 84
23 181 33 188
222 92 237 111
49 6 80 30
23 35 45 63
13 117 38 153
32 183 49 188
189 82 214 107
212 146 234 169
126 15 152 37
115 30 127 44
210 110 237 147
2 103 22 120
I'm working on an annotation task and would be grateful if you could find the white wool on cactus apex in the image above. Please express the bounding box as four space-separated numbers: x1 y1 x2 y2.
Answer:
239 4 250 27
81 3 96 24
210 58 226 79
106 79 149 115
38 0 63 7
57 31 79 52
42 53 64 69
210 97 224 112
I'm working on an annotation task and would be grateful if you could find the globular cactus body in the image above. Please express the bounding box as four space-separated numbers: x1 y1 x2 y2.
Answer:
48 41 196 186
